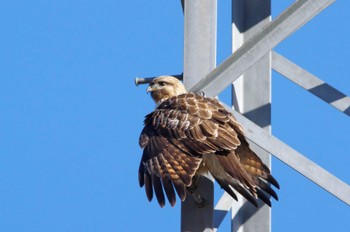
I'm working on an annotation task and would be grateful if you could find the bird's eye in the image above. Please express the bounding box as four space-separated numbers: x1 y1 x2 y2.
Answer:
158 81 166 86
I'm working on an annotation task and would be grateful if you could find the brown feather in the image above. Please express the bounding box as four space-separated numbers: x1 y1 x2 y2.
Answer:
152 173 165 207
216 153 256 195
256 188 272 207
144 172 153 202
200 120 219 137
138 161 145 187
161 177 176 207
232 183 259 207
237 145 280 189
138 76 279 207
255 178 278 200
216 179 238 201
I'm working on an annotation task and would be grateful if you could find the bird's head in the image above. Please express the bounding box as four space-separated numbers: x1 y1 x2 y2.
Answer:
147 75 187 104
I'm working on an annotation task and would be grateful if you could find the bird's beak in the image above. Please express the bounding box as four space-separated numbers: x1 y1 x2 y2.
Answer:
146 84 158 93
146 85 153 93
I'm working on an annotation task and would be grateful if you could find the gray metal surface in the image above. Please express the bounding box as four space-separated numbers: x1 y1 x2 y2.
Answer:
134 74 183 86
272 51 350 116
213 192 234 231
190 0 335 97
181 0 217 231
230 0 272 231
183 0 217 90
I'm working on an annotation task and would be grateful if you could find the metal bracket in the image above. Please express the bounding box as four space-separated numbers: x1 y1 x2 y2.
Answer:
134 74 183 86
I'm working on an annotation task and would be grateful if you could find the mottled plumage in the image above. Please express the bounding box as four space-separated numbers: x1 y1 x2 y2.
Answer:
138 76 279 207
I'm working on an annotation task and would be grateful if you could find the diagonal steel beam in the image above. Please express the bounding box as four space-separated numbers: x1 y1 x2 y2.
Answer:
213 108 350 207
190 0 335 97
213 104 350 229
272 51 350 116
229 108 350 206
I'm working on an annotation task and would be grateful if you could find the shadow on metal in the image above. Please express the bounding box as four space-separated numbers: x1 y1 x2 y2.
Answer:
243 103 271 128
344 106 350 116
232 0 271 33
309 83 347 104
231 200 265 231
213 209 229 229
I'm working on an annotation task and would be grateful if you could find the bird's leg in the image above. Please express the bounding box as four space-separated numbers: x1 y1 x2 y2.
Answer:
187 176 205 207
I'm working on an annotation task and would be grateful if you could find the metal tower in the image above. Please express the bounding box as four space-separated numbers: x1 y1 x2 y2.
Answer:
136 0 350 231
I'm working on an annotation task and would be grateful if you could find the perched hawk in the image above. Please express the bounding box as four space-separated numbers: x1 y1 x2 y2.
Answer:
138 75 279 207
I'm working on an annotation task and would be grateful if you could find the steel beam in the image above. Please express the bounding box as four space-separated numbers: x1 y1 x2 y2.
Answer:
230 109 350 206
230 0 272 231
213 192 234 231
181 1 217 231
272 51 350 116
183 0 217 90
213 106 350 208
190 0 335 97
134 74 183 86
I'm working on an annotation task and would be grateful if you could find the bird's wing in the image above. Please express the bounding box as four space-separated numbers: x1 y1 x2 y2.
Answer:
138 118 202 207
139 93 278 207
210 101 280 205
235 138 280 201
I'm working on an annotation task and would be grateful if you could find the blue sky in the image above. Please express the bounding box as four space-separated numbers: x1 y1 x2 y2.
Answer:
1 1 349 231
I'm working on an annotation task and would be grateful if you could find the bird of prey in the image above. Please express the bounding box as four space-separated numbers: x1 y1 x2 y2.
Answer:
138 75 279 207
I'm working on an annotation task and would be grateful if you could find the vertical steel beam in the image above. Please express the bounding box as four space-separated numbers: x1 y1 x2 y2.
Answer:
183 0 217 90
231 1 272 232
181 0 217 231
